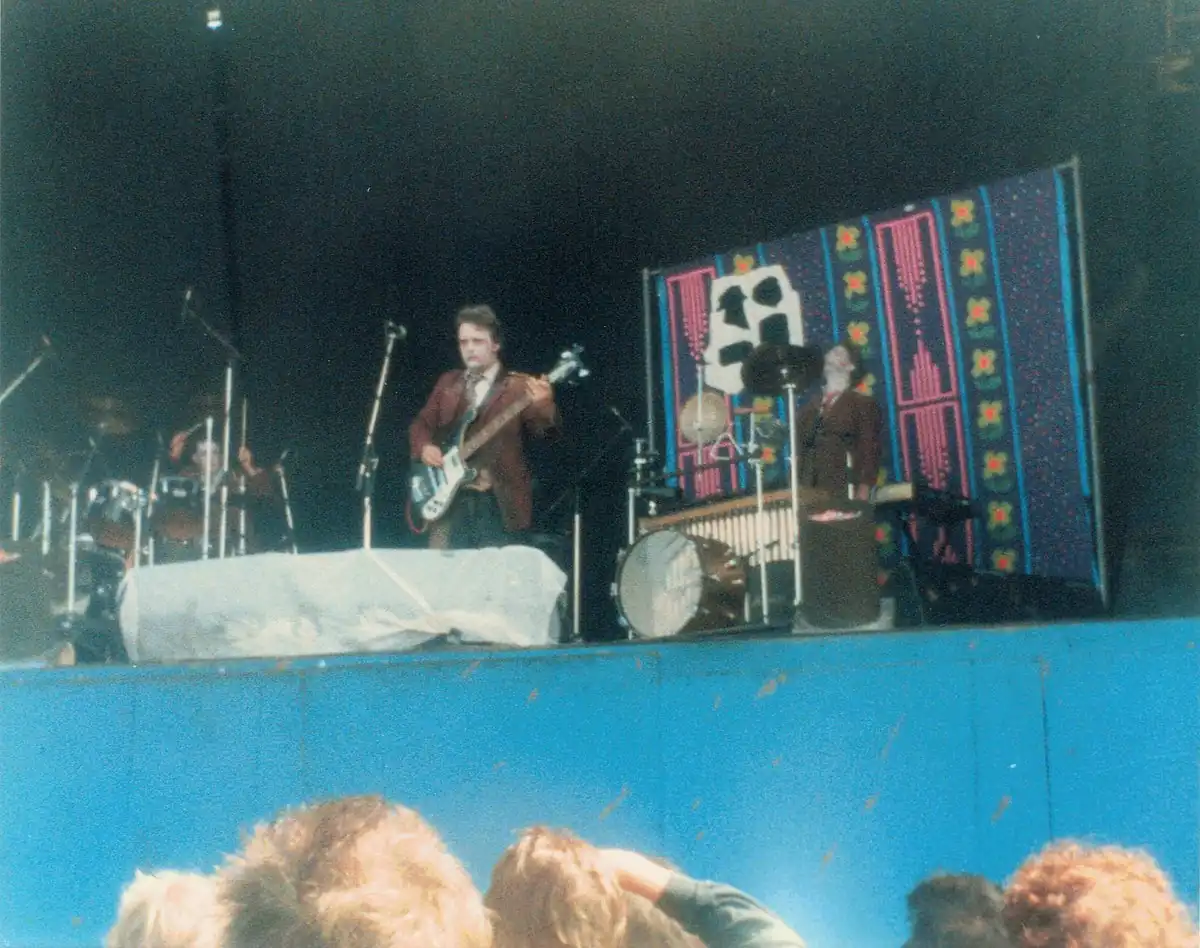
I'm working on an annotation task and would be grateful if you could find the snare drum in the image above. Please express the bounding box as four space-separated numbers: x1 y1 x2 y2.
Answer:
85 480 144 553
615 530 746 638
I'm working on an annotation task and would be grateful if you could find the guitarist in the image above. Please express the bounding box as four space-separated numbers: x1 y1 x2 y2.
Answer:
409 304 560 549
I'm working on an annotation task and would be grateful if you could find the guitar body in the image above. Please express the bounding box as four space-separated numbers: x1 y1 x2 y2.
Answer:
409 408 479 522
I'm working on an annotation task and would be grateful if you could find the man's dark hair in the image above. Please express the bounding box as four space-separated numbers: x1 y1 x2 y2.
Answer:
455 304 503 346
904 873 1013 948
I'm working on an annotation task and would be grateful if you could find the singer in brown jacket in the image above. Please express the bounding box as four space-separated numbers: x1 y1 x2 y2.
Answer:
794 344 884 502
409 305 560 549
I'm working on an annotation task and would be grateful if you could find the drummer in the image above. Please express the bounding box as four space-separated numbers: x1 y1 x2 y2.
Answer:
167 430 272 499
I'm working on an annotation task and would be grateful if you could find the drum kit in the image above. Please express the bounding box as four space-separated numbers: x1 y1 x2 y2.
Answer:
4 391 292 622
615 342 872 639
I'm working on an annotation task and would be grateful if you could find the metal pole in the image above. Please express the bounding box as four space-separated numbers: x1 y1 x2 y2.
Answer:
132 505 143 571
1068 155 1109 609
67 484 79 614
572 486 583 641
786 383 803 606
277 462 299 554
9 491 19 541
202 416 214 560
41 481 51 556
218 362 233 558
146 456 161 567
641 267 657 456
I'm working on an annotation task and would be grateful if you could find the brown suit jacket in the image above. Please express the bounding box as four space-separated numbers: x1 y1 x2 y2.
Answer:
408 366 560 532
795 388 883 500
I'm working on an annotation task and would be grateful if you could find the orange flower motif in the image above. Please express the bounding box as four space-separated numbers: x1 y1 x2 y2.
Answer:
761 446 777 464
854 373 876 396
987 501 1013 527
972 349 997 377
991 549 1017 573
950 199 976 226
843 271 868 297
966 297 992 326
847 321 870 346
734 254 756 274
751 396 775 414
836 225 861 250
983 451 1008 476
960 249 986 277
979 401 1003 428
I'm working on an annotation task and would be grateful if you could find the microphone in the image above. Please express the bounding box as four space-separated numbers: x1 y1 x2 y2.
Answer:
385 320 407 341
608 405 633 432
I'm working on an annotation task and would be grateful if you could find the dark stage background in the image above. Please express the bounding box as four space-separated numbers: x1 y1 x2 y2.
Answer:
2 0 1196 632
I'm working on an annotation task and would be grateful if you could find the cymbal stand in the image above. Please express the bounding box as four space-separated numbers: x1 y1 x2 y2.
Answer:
237 398 248 556
785 382 803 606
66 483 79 614
202 416 214 560
218 363 233 558
8 490 18 542
40 482 51 556
179 292 242 558
146 454 162 566
276 450 298 554
0 340 51 408
747 415 770 623
356 321 404 550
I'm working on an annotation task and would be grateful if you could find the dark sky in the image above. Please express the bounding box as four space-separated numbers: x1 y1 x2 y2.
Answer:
1 0 1190 624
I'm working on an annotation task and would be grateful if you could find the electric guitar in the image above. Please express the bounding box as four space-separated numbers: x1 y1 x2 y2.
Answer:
409 345 588 522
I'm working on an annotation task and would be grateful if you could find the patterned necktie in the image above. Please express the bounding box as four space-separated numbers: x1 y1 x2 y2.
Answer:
465 371 485 407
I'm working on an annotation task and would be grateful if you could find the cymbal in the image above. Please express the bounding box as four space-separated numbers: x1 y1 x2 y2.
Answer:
84 396 139 435
189 392 225 416
679 391 730 445
740 344 824 397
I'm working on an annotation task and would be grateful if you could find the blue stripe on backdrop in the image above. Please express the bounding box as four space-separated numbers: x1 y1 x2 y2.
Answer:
980 187 1032 572
1053 170 1090 493
657 274 676 482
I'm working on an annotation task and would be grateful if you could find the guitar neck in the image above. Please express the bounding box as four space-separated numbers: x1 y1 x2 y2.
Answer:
460 395 534 462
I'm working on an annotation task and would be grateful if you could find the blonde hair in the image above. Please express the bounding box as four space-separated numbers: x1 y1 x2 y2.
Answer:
106 869 225 948
486 828 700 948
1004 841 1198 948
219 795 492 948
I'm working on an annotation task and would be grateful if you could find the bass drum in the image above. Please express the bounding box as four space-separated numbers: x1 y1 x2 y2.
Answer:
615 530 746 639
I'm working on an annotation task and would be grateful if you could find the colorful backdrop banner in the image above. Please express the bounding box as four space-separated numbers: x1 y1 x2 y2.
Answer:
655 167 1098 585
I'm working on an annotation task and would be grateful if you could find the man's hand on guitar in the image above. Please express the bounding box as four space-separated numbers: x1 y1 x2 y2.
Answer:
525 375 552 406
420 444 444 468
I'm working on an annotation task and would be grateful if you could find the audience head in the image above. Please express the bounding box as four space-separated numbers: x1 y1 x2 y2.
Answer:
106 869 224 948
1004 841 1198 948
904 872 1012 948
218 794 491 948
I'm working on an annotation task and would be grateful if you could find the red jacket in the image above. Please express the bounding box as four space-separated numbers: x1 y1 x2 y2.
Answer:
408 366 560 531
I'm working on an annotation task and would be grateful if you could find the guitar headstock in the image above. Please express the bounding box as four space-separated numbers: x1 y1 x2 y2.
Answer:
548 344 589 387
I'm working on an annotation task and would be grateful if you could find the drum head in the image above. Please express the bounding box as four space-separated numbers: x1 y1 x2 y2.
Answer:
617 530 704 639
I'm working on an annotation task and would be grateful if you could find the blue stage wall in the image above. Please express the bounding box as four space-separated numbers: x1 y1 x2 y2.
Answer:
0 619 1195 947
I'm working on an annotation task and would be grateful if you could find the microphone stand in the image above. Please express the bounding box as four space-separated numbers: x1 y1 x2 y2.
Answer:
543 411 633 642
356 321 404 550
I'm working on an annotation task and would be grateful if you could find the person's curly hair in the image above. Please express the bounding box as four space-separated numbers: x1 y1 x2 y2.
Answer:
486 827 627 948
485 827 699 948
218 794 492 948
1004 841 1198 948
106 869 225 948
904 872 1013 948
